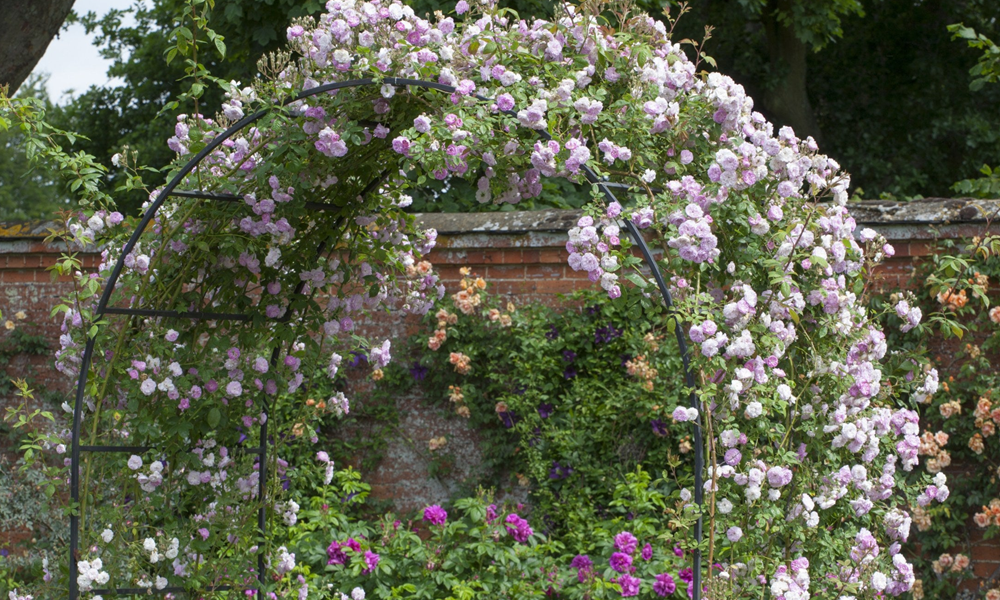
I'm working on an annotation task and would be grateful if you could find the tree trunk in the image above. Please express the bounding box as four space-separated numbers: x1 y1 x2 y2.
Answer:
0 0 76 95
761 0 822 143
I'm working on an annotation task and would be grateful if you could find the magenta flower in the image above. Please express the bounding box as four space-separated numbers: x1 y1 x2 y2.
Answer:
614 531 638 554
609 552 632 573
653 573 676 596
363 550 380 573
571 555 592 569
423 505 447 526
641 543 653 561
504 513 533 543
618 574 640 597
326 541 347 565
572 554 594 582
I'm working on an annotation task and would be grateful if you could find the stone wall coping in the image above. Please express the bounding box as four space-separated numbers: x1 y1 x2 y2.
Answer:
413 199 1000 235
0 221 62 239
3 198 999 246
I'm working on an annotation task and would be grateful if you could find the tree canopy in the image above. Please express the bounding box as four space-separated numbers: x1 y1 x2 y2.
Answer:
671 0 1000 199
0 76 73 221
5 0 1000 218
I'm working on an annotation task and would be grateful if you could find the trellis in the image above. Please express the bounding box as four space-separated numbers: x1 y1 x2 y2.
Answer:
69 77 704 599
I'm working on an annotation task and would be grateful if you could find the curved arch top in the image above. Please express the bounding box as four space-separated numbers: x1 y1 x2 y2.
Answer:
70 77 703 599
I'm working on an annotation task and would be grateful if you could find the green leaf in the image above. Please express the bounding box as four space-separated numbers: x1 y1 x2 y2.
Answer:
625 273 648 288
208 407 221 428
956 26 978 40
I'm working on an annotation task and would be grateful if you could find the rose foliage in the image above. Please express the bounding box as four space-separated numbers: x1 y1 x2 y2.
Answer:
3 0 945 596
869 233 1000 600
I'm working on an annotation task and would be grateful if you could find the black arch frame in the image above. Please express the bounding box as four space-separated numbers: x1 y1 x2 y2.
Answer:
69 77 704 599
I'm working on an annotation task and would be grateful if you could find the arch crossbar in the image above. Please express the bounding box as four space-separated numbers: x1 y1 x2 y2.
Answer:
69 77 703 599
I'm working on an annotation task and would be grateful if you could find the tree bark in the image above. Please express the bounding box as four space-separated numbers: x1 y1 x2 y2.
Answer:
0 0 76 95
761 0 822 142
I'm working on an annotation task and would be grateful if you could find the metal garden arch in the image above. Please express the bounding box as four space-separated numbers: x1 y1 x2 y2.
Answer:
69 77 704 599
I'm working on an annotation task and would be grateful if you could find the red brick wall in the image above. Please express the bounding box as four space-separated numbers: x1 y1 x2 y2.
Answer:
0 209 994 450
3 203 1000 571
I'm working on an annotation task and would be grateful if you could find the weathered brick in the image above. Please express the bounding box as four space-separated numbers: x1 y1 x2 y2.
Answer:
1 270 36 283
3 255 27 269
431 265 465 282
524 265 563 279
460 250 499 264
528 279 589 295
521 249 540 264
563 267 592 280
538 248 567 263
499 249 523 264
908 241 936 256
485 264 525 280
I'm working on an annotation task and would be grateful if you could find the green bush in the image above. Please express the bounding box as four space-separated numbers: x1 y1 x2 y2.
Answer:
388 274 691 536
285 462 694 599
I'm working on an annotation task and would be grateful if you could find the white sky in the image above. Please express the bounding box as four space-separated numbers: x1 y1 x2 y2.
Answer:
32 0 138 103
